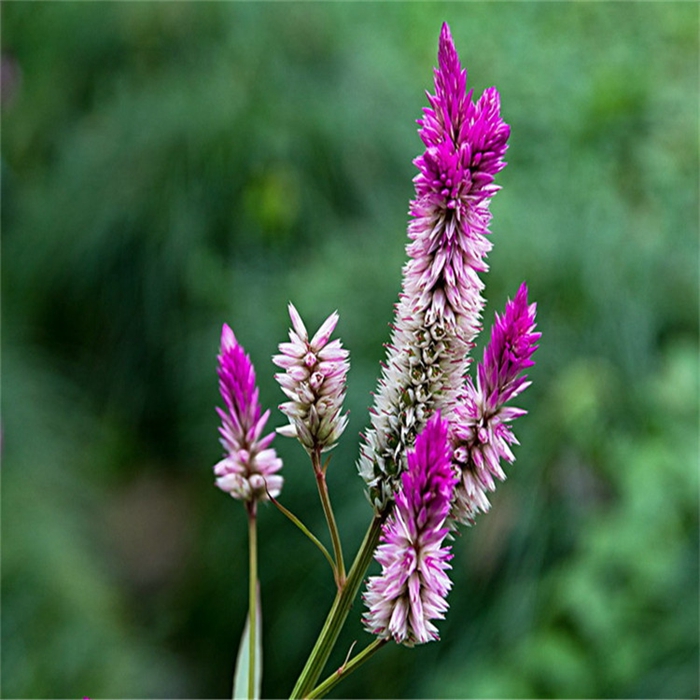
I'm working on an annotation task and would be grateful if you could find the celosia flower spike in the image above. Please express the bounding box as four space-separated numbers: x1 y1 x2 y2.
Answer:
214 324 283 502
479 282 541 410
408 22 510 335
273 303 350 453
451 283 540 524
363 413 457 646
358 22 510 511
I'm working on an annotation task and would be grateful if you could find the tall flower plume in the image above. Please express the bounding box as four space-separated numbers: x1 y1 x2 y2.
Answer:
273 303 350 454
363 413 457 646
358 23 510 510
214 324 283 502
451 283 540 524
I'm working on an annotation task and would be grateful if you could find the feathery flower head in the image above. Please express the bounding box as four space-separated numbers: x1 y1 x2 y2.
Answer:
358 23 509 511
273 303 350 453
214 324 283 502
451 283 539 524
406 22 510 335
363 413 457 646
478 282 540 409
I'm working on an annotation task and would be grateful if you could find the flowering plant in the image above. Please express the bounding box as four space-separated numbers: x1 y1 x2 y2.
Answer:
213 23 539 699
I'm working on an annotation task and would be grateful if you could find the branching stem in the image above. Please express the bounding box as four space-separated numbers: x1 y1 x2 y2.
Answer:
289 512 385 699
312 448 345 588
305 638 388 699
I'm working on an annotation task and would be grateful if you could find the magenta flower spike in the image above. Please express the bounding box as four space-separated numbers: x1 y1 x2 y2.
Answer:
451 283 540 524
478 282 541 409
273 303 350 453
358 22 510 510
363 413 457 646
406 23 510 336
214 324 283 503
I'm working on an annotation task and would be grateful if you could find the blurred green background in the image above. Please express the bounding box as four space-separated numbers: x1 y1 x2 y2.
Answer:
2 2 698 698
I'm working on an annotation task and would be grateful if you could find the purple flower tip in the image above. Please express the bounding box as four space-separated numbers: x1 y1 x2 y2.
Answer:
479 282 541 409
214 324 283 503
451 284 540 524
363 413 457 646
406 21 511 335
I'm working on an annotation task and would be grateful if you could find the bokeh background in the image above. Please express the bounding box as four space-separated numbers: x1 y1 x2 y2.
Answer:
2 2 698 698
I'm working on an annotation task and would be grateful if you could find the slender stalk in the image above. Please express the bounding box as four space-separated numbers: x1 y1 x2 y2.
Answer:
290 513 385 699
268 492 337 578
312 448 345 587
247 502 258 700
305 638 388 699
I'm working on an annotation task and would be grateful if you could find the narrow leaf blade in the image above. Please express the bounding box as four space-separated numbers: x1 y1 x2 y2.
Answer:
232 591 262 699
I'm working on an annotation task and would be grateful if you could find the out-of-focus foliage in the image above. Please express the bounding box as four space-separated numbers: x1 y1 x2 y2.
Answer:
2 3 697 698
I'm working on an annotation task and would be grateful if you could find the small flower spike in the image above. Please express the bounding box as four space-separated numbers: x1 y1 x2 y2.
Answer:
214 324 283 502
358 23 510 511
363 413 457 646
273 303 350 453
451 283 540 524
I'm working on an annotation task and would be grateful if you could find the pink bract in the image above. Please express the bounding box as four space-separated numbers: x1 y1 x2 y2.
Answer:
214 324 283 503
363 413 457 646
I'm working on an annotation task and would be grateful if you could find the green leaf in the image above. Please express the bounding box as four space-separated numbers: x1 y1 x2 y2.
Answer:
232 592 262 700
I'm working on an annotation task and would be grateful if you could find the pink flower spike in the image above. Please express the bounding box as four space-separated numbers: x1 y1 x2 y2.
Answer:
273 304 350 454
214 324 283 503
407 22 510 335
451 284 540 524
363 413 457 646
359 22 510 512
479 282 541 410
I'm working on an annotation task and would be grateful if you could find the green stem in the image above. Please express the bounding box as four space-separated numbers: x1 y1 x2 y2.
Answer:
289 513 385 699
305 638 388 699
247 502 258 700
312 449 346 587
268 492 337 578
